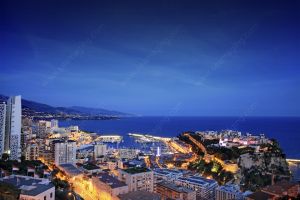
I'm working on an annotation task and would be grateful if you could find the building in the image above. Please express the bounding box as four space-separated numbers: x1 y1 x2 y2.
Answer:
0 103 6 156
118 167 154 192
21 117 36 150
92 172 128 198
154 168 184 182
77 144 94 162
175 176 218 200
41 138 55 164
215 184 243 200
21 129 33 152
37 120 51 138
5 96 22 160
153 168 185 192
0 175 55 200
50 119 58 129
118 159 125 169
118 191 160 200
58 163 83 180
81 162 101 173
54 140 76 165
125 159 145 168
25 142 39 160
67 125 79 132
156 146 161 157
97 135 122 143
261 181 299 198
107 160 117 170
156 181 196 200
94 143 107 159
118 148 139 159
245 191 276 200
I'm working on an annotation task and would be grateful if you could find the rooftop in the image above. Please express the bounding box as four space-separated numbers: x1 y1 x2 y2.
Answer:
153 168 183 176
119 191 160 200
262 181 299 195
246 191 276 200
177 176 217 186
82 163 100 170
128 159 144 166
0 175 54 196
98 173 127 189
78 144 94 151
217 184 243 194
59 164 83 176
53 139 76 144
157 181 194 193
122 167 150 174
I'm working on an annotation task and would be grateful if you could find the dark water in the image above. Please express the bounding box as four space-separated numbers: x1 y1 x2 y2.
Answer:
60 116 300 159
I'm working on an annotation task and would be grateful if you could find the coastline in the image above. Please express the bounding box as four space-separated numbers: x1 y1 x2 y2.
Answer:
59 116 300 159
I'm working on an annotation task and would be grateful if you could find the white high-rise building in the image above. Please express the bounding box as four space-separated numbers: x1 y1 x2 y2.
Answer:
54 140 77 166
156 146 161 157
0 103 6 156
5 96 22 160
94 143 107 159
50 119 58 129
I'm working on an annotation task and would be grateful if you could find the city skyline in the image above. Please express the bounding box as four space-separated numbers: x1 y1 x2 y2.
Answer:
1 1 299 199
1 1 300 116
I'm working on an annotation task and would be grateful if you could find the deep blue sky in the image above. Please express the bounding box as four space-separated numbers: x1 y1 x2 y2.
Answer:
0 0 299 116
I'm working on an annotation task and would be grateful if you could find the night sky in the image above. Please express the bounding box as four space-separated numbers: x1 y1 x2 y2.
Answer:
1 0 299 116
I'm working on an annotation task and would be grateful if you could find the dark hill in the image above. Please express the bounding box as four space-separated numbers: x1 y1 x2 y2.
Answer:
0 94 131 117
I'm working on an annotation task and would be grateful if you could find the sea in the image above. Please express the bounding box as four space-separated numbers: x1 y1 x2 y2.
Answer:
59 116 300 159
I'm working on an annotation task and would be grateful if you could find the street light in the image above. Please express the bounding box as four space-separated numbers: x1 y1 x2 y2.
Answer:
68 192 75 200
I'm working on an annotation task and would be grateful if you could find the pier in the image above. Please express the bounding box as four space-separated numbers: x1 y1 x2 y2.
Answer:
286 159 300 163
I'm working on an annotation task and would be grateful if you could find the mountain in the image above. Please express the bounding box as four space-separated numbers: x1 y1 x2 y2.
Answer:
0 94 131 118
69 106 128 116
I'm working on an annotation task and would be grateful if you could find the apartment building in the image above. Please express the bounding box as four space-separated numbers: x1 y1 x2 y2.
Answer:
92 172 129 198
156 181 196 200
215 184 244 200
175 175 218 200
118 167 153 192
54 140 76 166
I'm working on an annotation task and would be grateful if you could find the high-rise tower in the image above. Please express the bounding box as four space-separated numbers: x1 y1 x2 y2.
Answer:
156 146 161 157
0 102 6 156
5 96 22 160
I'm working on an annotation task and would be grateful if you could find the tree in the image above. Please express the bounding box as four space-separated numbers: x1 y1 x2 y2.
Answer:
52 178 70 190
21 155 26 162
1 153 9 161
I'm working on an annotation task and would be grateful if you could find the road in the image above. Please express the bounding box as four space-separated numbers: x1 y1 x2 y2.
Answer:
183 133 207 154
72 179 97 200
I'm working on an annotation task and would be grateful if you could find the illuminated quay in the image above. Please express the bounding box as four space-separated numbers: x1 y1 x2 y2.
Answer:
128 133 172 142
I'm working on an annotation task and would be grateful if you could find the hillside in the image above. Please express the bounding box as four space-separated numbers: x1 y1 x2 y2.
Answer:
0 94 131 119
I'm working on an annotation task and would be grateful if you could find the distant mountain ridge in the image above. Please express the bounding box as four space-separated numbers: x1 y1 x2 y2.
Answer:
69 106 128 116
0 94 131 117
